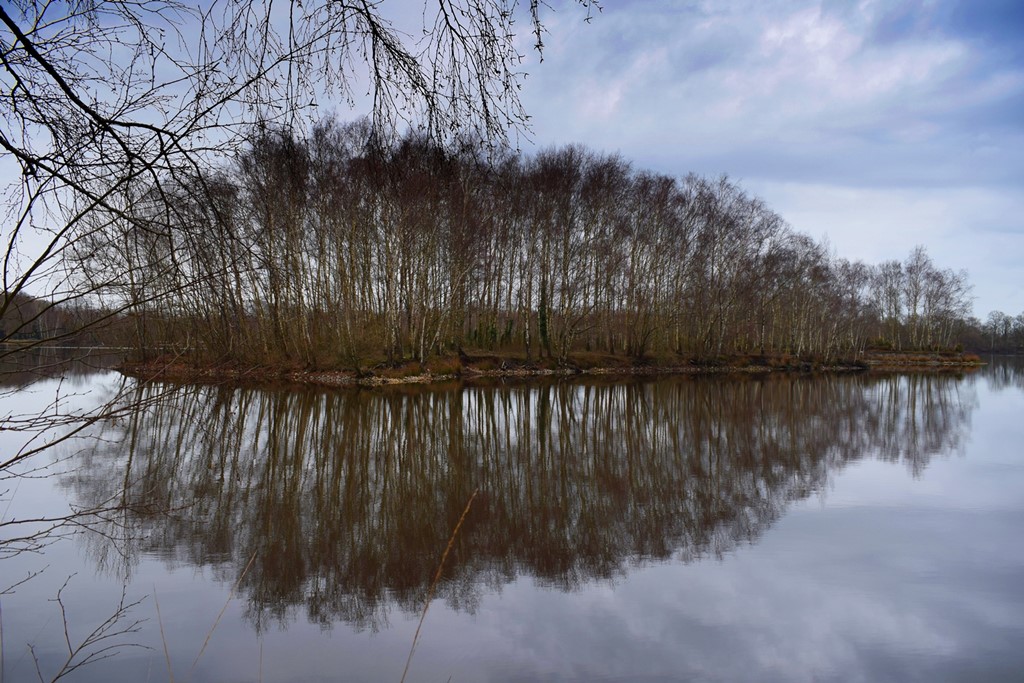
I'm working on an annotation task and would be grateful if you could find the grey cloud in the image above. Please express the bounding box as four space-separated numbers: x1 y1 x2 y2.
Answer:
517 0 1023 313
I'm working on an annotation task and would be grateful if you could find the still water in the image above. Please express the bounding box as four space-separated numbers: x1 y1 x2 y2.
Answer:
1 360 1023 682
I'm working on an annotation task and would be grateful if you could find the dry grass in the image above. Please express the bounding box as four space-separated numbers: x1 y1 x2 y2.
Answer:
400 490 479 683
153 551 258 683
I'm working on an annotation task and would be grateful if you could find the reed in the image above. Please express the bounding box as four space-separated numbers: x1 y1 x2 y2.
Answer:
400 489 479 683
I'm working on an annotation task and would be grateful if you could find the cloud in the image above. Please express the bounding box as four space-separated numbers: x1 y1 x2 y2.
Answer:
519 0 1024 315
463 495 1024 683
526 0 1022 181
746 181 1024 315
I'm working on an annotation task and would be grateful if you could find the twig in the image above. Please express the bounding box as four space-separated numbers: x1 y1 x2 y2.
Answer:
190 550 258 676
28 576 148 682
1 595 5 683
1 567 46 596
399 489 478 683
154 590 174 683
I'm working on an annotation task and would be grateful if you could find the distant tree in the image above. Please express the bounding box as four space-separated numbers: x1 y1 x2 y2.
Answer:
985 310 1011 351
871 260 905 349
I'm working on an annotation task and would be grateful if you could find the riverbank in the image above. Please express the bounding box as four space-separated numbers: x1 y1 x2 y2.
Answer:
118 350 985 388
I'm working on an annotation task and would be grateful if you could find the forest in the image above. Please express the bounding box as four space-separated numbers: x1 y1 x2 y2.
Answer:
62 119 983 371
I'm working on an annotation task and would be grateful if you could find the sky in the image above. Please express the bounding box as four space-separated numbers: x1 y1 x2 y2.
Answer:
3 0 1020 319
507 0 1024 319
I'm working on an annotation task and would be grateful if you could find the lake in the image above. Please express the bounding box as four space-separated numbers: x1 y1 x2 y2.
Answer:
2 358 1023 682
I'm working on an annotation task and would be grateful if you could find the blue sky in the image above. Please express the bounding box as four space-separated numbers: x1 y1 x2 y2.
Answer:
509 0 1024 318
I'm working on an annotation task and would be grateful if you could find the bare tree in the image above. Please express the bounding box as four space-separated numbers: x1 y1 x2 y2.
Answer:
1 0 600 556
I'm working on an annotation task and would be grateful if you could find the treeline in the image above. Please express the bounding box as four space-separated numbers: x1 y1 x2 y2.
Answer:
0 292 108 349
975 310 1024 353
76 119 975 368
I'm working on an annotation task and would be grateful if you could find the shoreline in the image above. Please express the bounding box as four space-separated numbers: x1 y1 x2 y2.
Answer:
118 351 985 389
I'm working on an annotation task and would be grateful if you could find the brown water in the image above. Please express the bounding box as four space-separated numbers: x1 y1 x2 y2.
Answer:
2 360 1023 682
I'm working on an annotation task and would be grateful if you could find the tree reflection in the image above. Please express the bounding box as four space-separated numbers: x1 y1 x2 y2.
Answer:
983 355 1024 393
0 347 119 389
64 373 975 631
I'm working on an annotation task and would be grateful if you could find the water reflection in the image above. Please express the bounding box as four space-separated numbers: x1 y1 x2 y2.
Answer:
982 354 1024 392
65 372 975 632
0 346 120 389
